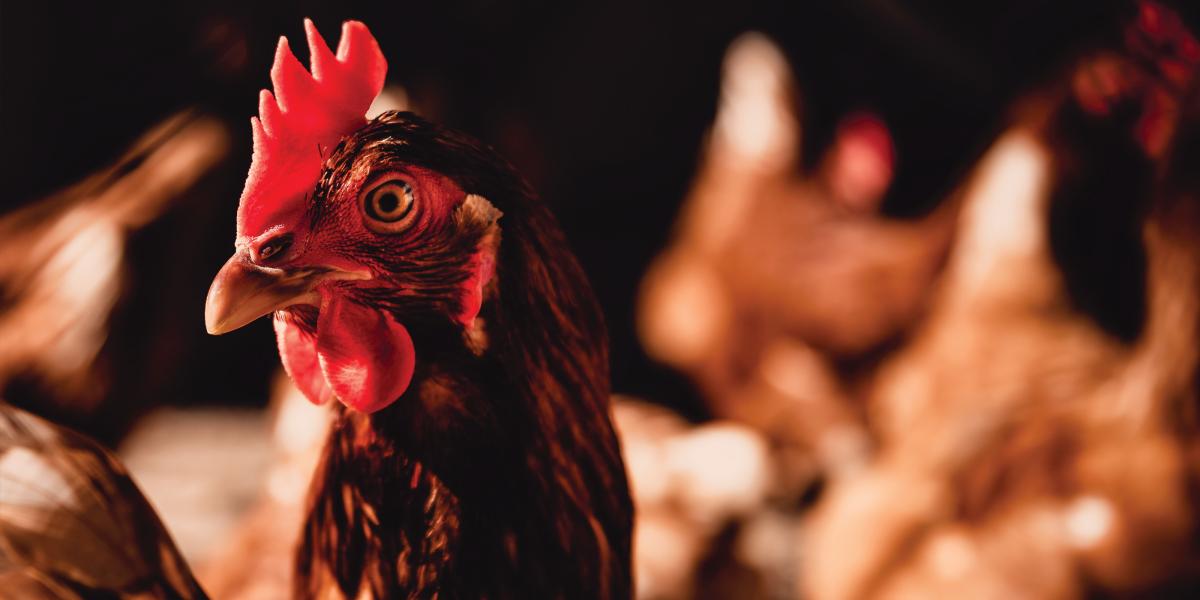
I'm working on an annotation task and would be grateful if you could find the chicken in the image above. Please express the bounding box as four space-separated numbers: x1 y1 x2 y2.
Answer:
638 33 955 468
202 20 631 598
0 112 227 431
0 402 206 599
0 112 230 599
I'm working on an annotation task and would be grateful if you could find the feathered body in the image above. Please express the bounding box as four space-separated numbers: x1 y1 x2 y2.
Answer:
0 403 205 599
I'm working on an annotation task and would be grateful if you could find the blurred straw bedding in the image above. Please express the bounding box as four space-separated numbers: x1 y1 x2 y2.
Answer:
4 1 1200 598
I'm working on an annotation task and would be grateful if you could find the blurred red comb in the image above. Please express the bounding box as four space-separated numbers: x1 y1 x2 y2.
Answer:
237 19 387 239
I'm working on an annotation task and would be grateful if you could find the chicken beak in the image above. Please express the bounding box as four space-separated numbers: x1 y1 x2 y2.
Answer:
204 252 322 335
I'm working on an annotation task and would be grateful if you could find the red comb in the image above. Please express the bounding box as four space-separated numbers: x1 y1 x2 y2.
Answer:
237 19 387 240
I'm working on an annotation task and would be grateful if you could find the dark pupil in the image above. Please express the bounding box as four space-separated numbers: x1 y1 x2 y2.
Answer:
377 191 400 215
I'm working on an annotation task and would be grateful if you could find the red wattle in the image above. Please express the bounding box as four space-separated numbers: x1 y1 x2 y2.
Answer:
314 294 416 413
274 313 334 405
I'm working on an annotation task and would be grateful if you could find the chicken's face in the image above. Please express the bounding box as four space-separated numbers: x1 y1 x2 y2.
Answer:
202 21 503 413
207 123 503 414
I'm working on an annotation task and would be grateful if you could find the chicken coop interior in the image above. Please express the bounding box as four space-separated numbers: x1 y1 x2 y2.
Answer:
4 0 1200 598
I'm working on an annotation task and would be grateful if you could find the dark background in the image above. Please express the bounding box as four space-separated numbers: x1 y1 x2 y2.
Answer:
0 1 1142 440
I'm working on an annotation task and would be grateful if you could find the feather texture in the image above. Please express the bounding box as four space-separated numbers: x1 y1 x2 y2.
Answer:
0 402 206 599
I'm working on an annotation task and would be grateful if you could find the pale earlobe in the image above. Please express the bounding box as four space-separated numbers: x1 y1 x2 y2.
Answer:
455 194 502 328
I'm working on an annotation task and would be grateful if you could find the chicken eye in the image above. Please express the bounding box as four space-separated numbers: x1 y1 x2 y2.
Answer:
362 180 414 229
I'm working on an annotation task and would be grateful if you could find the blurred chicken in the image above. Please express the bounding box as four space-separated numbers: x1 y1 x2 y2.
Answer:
638 33 956 472
0 402 206 599
0 111 229 598
805 2 1200 598
0 113 227 418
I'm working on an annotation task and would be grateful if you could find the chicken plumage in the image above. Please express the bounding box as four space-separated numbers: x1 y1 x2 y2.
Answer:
0 402 206 599
287 111 633 599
